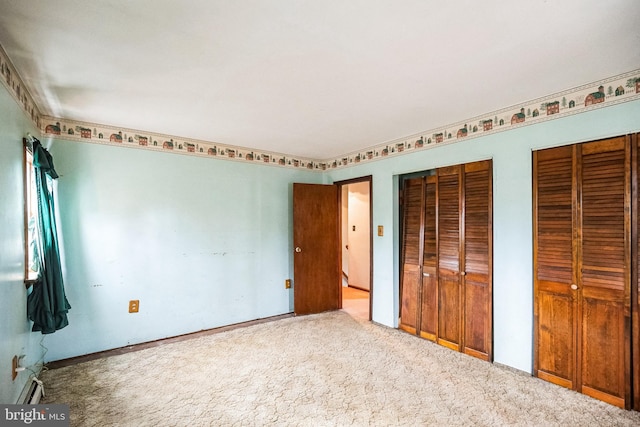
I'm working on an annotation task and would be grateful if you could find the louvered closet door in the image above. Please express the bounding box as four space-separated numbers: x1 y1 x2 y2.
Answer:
579 137 630 408
534 145 576 389
420 176 438 341
633 134 640 412
437 166 462 351
462 160 493 361
398 161 493 362
399 178 424 334
534 137 631 409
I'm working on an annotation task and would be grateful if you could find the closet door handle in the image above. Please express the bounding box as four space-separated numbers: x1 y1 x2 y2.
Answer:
570 284 578 290
423 273 430 277
460 272 466 276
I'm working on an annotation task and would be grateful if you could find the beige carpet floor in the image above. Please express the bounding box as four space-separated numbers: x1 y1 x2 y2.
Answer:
41 311 640 426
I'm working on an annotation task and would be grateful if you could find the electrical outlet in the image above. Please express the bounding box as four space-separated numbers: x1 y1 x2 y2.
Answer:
129 300 139 313
285 279 292 289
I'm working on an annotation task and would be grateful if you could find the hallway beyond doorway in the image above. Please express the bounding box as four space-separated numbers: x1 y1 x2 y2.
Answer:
342 286 369 320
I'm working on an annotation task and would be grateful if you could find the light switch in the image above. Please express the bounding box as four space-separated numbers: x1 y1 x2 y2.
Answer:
378 225 384 236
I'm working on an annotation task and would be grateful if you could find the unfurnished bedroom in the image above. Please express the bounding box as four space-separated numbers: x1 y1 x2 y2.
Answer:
1 1 640 425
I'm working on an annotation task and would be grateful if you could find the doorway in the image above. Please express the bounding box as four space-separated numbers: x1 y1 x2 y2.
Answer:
337 177 372 321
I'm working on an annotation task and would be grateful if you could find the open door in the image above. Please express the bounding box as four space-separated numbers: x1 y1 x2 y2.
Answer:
293 183 340 315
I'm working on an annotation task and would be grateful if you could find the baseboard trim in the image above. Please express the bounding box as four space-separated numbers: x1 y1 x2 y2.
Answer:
46 312 294 369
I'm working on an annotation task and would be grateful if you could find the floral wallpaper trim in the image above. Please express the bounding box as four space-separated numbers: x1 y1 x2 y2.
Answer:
0 44 42 129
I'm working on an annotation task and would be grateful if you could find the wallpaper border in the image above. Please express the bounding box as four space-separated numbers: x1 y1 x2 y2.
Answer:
0 43 42 129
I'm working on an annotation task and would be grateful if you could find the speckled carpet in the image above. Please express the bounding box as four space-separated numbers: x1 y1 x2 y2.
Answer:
41 311 640 426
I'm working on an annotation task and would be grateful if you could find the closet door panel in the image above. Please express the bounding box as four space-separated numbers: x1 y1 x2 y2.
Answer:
400 265 420 334
462 277 490 359
420 176 438 340
438 273 461 350
399 178 424 334
437 167 461 350
536 291 575 388
533 145 576 387
579 138 629 408
581 297 626 407
581 140 626 290
463 160 492 360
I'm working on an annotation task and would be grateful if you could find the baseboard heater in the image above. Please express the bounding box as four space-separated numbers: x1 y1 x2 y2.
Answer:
19 377 44 404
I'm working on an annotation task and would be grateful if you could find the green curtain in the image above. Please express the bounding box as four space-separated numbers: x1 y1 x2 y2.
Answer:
27 139 71 334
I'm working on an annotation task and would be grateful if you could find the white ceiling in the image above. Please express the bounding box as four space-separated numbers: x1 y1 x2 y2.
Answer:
0 0 638 159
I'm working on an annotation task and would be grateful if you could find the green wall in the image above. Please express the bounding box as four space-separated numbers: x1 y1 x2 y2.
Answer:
0 86 45 403
42 138 322 361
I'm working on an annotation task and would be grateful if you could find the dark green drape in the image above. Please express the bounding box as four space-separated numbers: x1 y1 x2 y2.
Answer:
27 139 71 334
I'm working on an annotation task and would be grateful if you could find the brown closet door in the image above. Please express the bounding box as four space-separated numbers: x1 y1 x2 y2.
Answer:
437 166 462 351
399 161 493 362
420 175 438 341
399 178 424 334
579 137 630 408
533 145 576 389
633 134 640 411
534 137 631 409
462 160 492 361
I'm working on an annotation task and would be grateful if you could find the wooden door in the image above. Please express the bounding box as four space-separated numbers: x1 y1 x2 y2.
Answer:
400 161 493 362
633 134 640 411
462 160 493 361
399 178 424 334
437 166 463 351
293 183 340 315
534 137 631 408
579 137 630 407
419 176 438 341
534 145 576 389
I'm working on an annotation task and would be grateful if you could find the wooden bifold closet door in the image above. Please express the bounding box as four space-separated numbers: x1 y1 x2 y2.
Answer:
534 136 634 409
400 160 492 362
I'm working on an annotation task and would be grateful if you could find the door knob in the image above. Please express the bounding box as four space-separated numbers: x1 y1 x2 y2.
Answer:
570 284 578 290
460 272 466 276
295 247 302 253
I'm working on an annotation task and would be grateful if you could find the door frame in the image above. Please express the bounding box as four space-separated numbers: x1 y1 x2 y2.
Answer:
335 176 373 321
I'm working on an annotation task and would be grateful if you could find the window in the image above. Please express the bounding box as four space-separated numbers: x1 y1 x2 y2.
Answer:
24 139 39 285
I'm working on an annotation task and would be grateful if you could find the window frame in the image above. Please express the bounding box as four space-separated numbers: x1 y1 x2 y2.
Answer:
23 138 38 287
